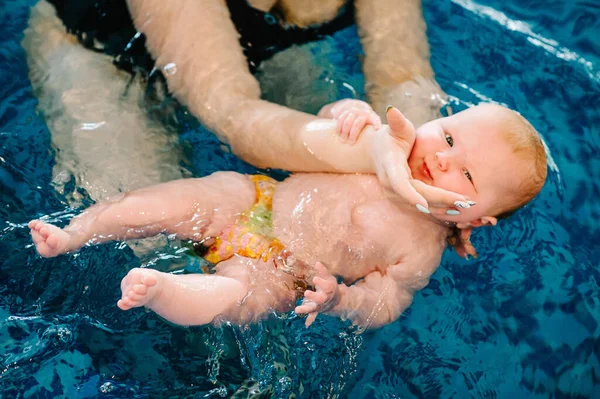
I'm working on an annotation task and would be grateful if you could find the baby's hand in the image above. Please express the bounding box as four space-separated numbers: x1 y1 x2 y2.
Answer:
294 262 339 327
318 99 382 144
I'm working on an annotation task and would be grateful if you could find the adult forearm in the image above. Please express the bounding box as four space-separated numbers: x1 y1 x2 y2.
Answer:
230 99 375 173
126 0 375 173
126 0 260 134
354 0 445 126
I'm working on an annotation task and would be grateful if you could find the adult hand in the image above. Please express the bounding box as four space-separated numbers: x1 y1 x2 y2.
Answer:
294 262 339 327
370 106 475 215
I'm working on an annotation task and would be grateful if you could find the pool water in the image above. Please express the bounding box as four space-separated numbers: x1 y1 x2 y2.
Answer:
1 0 599 398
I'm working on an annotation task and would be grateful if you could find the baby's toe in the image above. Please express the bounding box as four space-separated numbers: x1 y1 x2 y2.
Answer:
126 289 142 301
143 274 157 287
133 284 148 296
31 230 44 244
117 298 132 310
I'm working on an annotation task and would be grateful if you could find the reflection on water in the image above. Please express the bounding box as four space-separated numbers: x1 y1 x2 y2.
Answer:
23 1 188 204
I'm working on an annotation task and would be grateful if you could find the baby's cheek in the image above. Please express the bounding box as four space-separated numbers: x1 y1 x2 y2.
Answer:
434 174 467 195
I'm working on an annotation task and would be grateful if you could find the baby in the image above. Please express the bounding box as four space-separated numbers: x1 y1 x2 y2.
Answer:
29 103 547 329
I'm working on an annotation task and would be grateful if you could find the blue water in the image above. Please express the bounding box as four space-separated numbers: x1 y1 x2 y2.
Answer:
1 0 599 398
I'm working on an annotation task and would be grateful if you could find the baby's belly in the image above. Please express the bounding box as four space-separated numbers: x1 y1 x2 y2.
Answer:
271 174 391 283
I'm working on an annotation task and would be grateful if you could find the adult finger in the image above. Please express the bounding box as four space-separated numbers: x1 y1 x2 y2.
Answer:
386 107 415 145
385 160 429 209
410 180 473 208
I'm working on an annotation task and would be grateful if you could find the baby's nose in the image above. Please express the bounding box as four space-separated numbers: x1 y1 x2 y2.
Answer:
434 151 450 171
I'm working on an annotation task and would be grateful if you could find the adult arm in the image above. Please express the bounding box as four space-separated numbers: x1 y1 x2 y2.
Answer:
354 0 447 127
125 0 379 172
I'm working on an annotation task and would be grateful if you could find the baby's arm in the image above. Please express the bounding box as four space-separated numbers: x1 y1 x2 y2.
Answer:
29 173 255 257
298 255 438 329
329 267 421 328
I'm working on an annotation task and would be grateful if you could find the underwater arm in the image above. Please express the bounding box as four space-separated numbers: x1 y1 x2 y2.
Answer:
329 255 437 328
295 258 435 329
328 270 417 329
354 0 446 127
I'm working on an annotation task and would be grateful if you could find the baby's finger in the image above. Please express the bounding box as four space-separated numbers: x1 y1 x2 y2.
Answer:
410 180 473 209
313 276 335 294
336 112 349 136
341 113 355 142
314 261 328 276
460 228 473 242
305 290 327 304
348 115 367 144
305 312 318 327
295 301 318 314
368 113 382 129
460 228 478 258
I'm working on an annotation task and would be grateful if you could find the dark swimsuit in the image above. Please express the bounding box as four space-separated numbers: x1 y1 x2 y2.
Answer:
46 0 355 78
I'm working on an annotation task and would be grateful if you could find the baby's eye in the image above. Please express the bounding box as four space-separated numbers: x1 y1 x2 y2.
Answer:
464 170 473 182
445 133 453 147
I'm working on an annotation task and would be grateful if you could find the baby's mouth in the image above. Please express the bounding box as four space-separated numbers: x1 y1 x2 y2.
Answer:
422 160 433 181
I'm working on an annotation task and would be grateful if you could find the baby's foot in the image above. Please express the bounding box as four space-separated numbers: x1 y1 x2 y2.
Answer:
28 220 71 257
117 268 162 311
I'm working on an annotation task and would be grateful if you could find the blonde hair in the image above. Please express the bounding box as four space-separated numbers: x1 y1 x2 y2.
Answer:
490 105 547 218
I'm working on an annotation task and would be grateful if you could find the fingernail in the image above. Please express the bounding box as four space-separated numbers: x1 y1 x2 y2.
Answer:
466 255 472 261
467 200 476 206
416 204 430 214
446 209 460 215
386 105 394 113
454 201 470 209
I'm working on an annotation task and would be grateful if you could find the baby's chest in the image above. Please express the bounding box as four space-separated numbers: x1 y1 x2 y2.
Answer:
349 201 417 260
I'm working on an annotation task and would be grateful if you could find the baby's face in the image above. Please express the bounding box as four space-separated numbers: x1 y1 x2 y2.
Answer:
407 105 526 223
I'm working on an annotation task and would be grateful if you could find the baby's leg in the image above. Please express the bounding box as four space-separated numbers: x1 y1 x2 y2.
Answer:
29 172 255 257
118 257 251 326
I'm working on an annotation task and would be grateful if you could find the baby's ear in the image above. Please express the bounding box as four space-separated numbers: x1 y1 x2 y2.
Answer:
481 216 498 226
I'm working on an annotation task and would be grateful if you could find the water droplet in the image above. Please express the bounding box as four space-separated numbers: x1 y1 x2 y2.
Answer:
57 327 72 343
99 382 114 393
163 63 177 75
